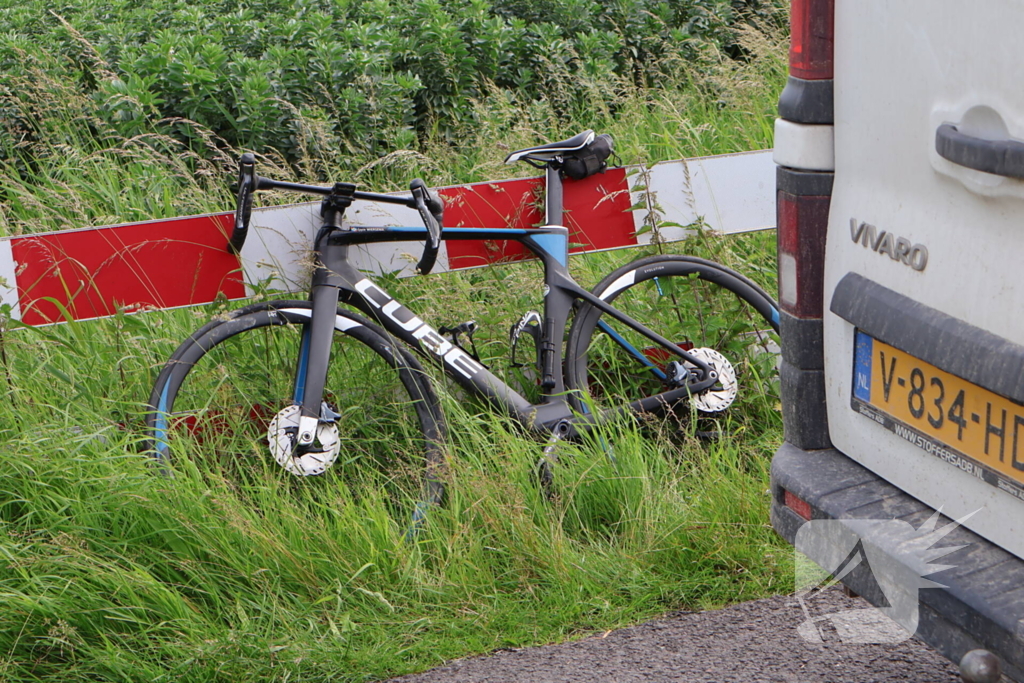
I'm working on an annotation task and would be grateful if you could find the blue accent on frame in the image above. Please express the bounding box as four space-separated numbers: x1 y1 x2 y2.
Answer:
598 436 617 466
154 381 172 455
529 233 568 266
853 330 873 402
770 306 780 327
405 501 431 540
293 325 312 403
448 227 530 236
370 227 531 237
597 320 667 381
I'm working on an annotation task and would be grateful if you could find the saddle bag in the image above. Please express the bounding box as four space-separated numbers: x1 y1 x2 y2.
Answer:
560 133 614 181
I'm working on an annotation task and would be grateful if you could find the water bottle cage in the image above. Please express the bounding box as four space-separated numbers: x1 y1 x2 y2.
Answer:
509 311 543 370
439 321 486 366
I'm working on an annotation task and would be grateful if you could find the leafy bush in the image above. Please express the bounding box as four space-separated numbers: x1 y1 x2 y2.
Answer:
0 0 779 166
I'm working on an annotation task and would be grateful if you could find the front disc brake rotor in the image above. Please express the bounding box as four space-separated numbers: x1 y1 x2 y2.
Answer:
689 347 738 413
267 404 341 476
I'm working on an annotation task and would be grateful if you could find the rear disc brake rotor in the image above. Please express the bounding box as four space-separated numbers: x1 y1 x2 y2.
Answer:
267 404 341 476
689 347 738 413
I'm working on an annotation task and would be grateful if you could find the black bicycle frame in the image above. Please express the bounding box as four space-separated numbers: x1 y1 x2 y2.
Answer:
288 171 717 445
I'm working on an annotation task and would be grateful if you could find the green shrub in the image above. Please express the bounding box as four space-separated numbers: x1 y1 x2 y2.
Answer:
0 0 780 166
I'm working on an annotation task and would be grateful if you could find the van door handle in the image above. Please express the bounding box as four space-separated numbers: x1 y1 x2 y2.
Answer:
935 123 1024 179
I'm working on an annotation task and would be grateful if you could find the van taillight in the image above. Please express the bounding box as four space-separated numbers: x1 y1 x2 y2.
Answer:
777 191 829 318
789 0 834 80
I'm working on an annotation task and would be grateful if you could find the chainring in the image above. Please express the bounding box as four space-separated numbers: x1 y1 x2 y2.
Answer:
267 404 341 476
689 347 738 413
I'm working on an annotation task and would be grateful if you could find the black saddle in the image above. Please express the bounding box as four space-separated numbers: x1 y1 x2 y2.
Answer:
504 130 595 165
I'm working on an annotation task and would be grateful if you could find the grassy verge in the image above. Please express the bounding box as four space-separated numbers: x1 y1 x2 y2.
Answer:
0 22 790 683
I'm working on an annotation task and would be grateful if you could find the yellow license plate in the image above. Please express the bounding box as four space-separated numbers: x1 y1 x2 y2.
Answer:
852 330 1024 500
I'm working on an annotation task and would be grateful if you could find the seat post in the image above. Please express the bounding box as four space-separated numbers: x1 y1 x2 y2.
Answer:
545 164 563 226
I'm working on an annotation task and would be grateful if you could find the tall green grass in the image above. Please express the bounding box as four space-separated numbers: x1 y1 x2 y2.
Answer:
0 16 790 683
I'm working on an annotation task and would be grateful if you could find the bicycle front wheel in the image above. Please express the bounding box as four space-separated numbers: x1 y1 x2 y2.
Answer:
565 254 780 423
145 300 446 523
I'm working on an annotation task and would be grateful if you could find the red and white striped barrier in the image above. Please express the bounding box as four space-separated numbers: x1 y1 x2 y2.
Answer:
0 150 773 326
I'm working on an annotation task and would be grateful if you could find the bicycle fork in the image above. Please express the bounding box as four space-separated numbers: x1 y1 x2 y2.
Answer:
292 188 354 452
293 275 342 448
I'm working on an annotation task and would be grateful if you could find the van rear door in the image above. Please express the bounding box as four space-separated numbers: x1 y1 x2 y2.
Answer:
823 0 1024 558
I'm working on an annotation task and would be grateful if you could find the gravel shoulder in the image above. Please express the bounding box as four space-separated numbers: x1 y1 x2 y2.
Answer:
386 589 962 682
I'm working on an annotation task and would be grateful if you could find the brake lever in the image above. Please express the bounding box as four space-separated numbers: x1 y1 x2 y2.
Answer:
228 153 258 255
410 178 444 275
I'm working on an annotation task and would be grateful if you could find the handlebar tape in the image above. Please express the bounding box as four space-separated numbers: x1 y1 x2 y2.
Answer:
410 178 445 275
228 152 257 255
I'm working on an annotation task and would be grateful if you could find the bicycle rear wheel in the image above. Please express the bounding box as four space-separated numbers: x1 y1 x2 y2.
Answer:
145 300 446 526
565 254 780 423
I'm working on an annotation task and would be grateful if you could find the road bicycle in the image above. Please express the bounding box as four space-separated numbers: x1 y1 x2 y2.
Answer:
145 131 780 526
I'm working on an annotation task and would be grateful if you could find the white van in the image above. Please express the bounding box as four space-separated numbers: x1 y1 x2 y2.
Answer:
770 1 1024 680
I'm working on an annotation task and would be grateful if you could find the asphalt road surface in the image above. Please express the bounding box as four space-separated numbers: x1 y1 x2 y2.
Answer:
386 589 965 682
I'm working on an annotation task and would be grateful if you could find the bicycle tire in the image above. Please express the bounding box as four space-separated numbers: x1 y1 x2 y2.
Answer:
565 254 780 422
145 300 446 527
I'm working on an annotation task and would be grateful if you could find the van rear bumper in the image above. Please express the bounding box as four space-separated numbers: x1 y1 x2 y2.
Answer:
770 442 1024 681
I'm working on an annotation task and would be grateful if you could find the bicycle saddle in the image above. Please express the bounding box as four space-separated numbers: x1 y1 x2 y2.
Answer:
504 130 596 164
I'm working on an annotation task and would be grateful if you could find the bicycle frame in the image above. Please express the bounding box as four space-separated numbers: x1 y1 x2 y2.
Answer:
288 167 718 447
